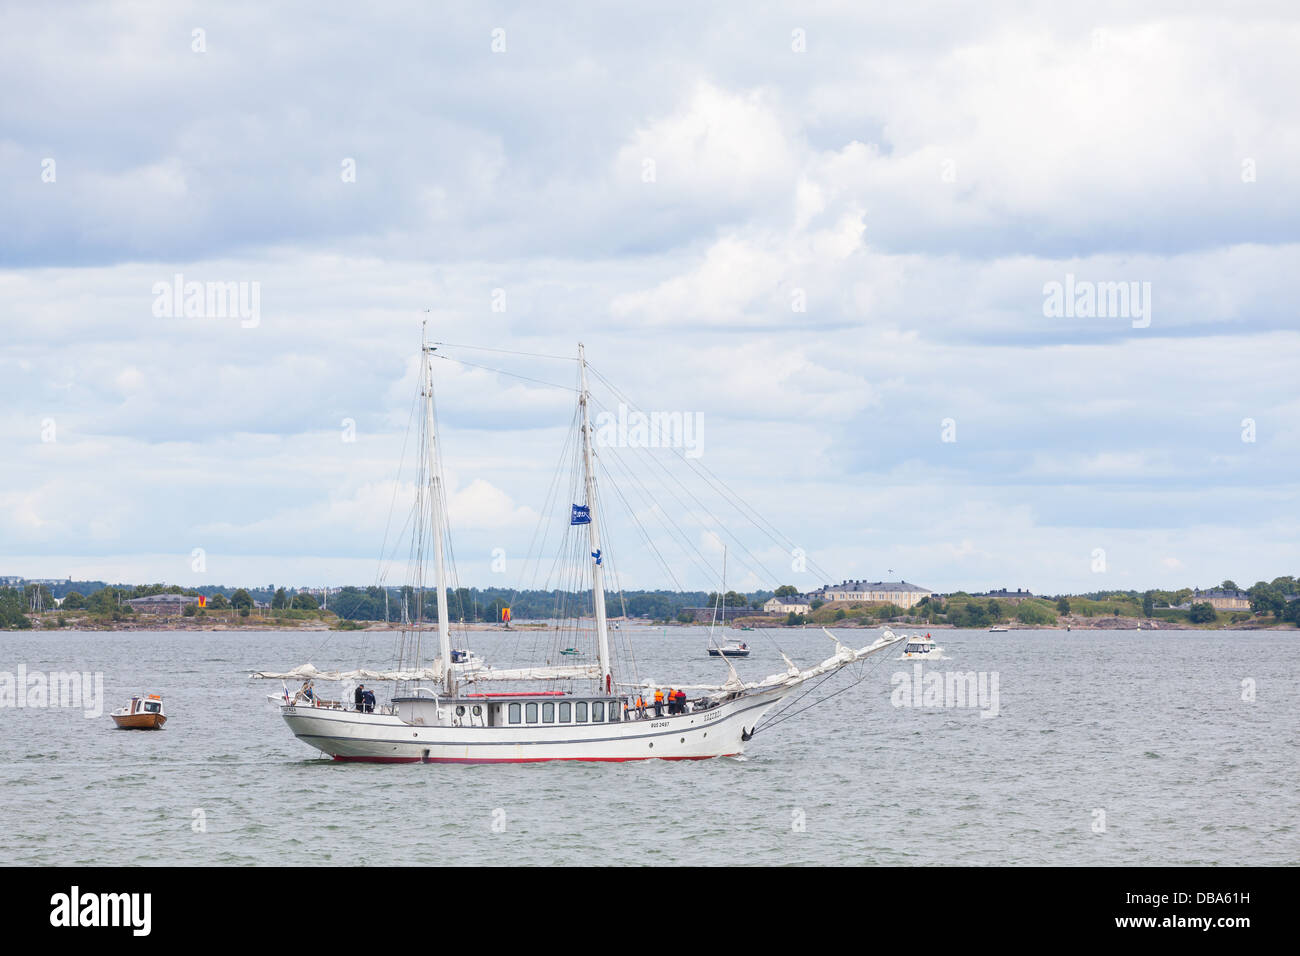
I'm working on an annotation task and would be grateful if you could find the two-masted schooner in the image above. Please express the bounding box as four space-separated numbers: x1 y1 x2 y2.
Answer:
253 333 900 762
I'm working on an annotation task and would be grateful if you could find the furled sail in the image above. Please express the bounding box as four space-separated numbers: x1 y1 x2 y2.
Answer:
249 662 444 682
461 664 602 682
250 660 600 683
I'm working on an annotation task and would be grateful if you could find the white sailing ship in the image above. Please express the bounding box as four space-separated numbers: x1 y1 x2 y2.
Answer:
253 333 900 763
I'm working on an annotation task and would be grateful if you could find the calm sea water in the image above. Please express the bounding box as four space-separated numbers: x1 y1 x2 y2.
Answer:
1 626 1295 866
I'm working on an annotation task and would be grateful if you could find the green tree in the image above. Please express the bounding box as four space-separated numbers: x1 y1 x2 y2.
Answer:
209 593 231 610
87 587 124 614
0 588 34 629
1142 591 1154 617
291 592 319 611
1220 580 1239 591
1189 602 1217 624
1247 582 1284 617
61 590 86 610
774 585 799 598
231 589 253 610
272 587 289 610
1015 602 1054 626
1056 597 1071 615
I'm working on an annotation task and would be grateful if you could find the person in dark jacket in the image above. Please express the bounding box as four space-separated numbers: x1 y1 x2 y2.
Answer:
362 688 376 713
354 683 365 711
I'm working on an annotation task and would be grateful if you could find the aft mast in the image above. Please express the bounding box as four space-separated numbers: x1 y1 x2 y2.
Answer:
577 343 613 694
422 326 454 695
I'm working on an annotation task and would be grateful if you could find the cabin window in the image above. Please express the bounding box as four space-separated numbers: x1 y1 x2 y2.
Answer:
559 702 571 722
575 701 588 722
508 703 521 724
592 701 605 722
144 702 160 713
542 702 555 723
525 702 538 723
610 701 621 722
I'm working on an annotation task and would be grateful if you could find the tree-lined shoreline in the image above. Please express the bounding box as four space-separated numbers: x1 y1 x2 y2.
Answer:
2 578 1297 631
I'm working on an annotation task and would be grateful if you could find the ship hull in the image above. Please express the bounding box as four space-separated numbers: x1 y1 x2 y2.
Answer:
280 685 792 763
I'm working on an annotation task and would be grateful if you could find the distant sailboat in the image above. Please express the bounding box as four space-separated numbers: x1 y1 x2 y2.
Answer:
707 546 751 658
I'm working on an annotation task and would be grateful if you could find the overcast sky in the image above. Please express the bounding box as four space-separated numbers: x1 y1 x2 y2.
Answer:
2 1 1297 595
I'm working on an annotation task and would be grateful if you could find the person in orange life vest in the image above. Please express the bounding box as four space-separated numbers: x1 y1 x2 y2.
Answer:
636 694 646 718
653 688 664 717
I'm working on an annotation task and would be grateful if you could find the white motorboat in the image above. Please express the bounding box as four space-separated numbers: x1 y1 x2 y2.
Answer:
901 633 943 659
253 333 901 762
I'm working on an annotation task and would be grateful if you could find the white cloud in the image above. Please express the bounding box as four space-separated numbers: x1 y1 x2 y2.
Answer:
2 4 1298 593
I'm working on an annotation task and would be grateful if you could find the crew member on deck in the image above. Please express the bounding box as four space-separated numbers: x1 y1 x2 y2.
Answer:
362 687 376 713
355 683 365 711
653 688 664 717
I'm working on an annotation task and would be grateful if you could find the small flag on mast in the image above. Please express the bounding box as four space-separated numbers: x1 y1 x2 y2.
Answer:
570 504 591 525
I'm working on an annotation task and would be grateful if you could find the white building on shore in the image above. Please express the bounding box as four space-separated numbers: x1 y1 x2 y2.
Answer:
762 595 812 614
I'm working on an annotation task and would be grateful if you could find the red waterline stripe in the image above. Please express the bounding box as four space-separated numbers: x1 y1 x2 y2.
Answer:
330 753 739 764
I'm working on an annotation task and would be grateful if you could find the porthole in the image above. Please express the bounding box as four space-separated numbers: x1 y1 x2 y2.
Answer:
455 705 465 716
680 737 685 743
649 742 654 748
472 705 482 716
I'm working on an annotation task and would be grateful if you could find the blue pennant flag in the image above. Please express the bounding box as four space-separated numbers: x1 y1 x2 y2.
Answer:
570 504 591 525
592 549 602 566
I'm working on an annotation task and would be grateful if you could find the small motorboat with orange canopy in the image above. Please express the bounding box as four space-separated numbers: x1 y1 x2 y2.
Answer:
110 694 167 729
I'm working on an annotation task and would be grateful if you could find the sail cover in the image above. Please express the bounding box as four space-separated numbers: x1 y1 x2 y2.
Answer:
461 664 601 682
249 661 602 683
249 663 444 682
